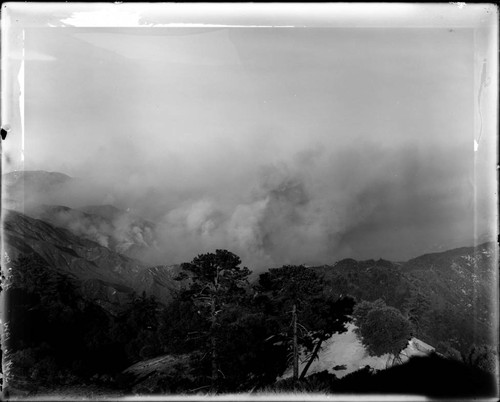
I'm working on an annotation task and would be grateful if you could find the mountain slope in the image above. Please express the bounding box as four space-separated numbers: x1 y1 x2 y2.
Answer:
400 242 497 354
25 204 159 263
2 170 72 194
2 170 73 210
402 242 496 327
314 258 410 309
3 209 180 310
314 243 497 357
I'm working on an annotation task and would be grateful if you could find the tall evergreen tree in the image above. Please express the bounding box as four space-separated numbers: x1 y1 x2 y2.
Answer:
176 250 251 390
404 290 431 337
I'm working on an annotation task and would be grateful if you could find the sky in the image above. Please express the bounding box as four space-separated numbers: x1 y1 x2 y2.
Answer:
2 4 498 270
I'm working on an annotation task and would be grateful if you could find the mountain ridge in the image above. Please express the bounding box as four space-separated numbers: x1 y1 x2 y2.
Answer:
313 241 497 358
2 209 181 311
24 203 160 263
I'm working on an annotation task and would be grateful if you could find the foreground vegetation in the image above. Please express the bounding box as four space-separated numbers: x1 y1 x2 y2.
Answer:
2 250 497 398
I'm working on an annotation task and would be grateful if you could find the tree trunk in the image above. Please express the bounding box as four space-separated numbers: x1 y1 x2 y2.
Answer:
210 298 218 390
299 337 323 380
210 267 220 391
292 304 299 382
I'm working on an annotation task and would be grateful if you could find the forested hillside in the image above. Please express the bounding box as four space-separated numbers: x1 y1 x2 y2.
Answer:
314 242 496 359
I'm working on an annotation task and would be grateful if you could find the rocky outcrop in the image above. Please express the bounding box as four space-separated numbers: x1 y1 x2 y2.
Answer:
121 354 194 394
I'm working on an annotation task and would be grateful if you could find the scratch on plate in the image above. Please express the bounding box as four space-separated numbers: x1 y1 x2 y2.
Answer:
17 30 25 161
475 59 488 152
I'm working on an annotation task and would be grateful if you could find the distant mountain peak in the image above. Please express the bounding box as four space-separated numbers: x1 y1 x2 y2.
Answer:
3 169 72 181
78 204 124 220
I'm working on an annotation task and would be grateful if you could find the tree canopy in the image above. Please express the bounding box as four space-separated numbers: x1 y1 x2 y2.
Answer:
175 250 252 390
353 299 411 358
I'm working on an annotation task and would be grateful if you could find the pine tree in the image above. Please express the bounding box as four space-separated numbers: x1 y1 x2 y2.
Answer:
176 250 251 391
